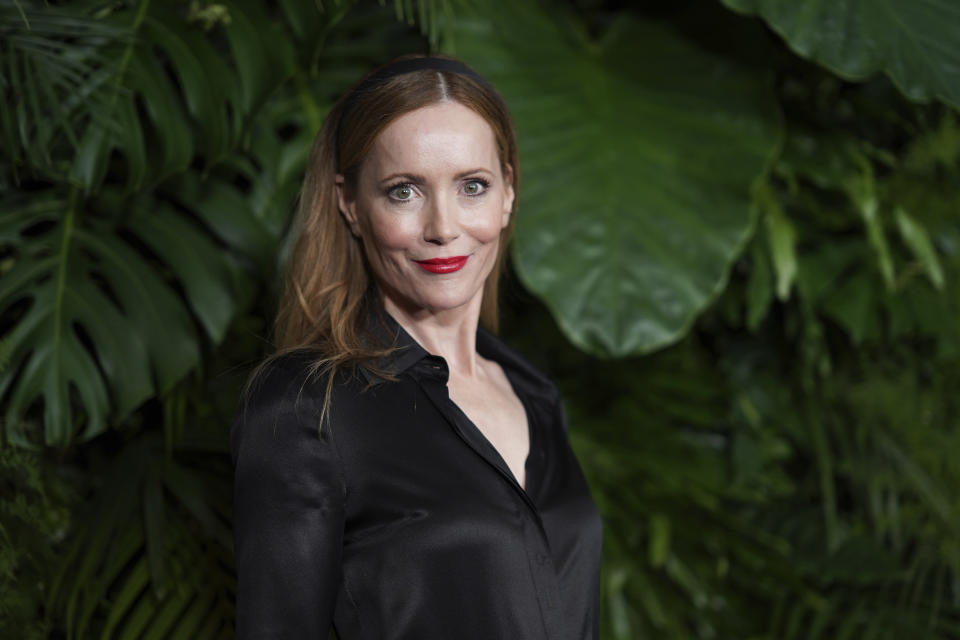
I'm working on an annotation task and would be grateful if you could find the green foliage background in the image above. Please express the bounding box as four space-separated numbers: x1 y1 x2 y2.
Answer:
1 0 959 637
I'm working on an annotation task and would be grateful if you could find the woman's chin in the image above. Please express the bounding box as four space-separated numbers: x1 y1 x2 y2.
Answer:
383 288 484 319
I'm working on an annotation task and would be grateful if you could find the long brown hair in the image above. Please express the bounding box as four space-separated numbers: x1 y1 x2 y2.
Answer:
246 54 520 422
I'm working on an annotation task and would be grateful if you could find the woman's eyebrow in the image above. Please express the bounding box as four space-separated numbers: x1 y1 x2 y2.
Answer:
378 168 493 186
453 168 493 179
379 172 426 185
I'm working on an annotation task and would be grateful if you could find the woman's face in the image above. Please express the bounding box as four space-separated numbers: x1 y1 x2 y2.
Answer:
337 101 514 320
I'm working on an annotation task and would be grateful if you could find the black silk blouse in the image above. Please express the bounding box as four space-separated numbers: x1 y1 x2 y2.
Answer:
230 312 603 639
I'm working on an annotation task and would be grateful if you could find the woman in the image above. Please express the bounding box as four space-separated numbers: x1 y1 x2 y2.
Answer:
231 54 602 639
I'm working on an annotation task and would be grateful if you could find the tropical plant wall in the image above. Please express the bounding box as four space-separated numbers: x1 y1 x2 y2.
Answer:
2 0 959 637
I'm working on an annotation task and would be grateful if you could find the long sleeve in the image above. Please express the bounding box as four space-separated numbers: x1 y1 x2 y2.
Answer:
230 359 346 639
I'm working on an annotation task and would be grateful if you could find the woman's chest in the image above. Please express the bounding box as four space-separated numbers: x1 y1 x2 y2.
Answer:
328 375 587 543
447 366 531 490
326 373 603 638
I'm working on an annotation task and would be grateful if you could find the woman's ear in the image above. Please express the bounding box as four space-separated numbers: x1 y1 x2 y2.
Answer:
501 163 515 227
335 173 361 237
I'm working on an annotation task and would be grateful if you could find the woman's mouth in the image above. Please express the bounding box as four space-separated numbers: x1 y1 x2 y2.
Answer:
414 255 470 274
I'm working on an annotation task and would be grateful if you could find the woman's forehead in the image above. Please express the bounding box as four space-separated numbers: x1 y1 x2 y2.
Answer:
366 102 500 178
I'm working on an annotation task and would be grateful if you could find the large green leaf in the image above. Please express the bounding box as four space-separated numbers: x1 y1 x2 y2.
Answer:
47 433 234 639
720 0 960 110
58 0 296 193
0 190 254 446
448 3 780 356
0 0 125 182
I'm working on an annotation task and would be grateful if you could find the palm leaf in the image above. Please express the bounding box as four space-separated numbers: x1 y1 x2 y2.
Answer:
0 0 126 182
48 433 234 639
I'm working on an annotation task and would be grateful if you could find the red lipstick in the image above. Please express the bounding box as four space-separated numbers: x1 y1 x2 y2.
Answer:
414 255 469 274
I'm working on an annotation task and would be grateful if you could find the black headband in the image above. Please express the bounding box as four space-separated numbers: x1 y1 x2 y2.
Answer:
340 56 499 118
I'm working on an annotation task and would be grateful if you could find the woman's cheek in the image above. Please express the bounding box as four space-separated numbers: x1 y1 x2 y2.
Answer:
464 210 505 242
367 213 419 251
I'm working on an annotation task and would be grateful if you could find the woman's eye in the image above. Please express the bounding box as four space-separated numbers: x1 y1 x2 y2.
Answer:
463 179 488 196
388 184 414 201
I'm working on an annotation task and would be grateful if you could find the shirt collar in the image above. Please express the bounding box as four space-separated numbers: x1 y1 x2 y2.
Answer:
361 308 558 401
360 308 430 384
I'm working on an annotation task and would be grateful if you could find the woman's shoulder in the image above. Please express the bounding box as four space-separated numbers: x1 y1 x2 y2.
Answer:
232 350 319 438
233 348 369 436
230 348 371 466
241 349 323 405
242 348 369 401
229 350 348 518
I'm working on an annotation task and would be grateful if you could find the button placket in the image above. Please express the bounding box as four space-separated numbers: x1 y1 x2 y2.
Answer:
520 511 564 638
413 356 568 638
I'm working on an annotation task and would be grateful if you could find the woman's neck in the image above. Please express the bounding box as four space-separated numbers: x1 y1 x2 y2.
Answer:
383 293 484 377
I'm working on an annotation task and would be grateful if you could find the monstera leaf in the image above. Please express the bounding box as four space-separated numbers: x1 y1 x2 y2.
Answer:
721 0 960 110
448 3 780 356
0 188 263 447
0 0 306 446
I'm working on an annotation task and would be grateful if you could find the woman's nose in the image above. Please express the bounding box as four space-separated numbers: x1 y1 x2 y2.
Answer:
423 194 460 245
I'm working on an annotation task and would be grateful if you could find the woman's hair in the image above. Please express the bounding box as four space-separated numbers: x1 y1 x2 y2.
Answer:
244 54 520 421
